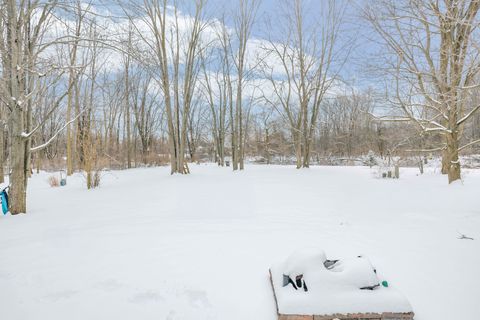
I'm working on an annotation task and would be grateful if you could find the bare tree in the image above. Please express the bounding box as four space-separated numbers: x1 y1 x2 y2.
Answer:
0 0 81 213
130 70 162 164
231 0 260 170
216 19 235 167
65 0 89 176
262 0 346 168
365 0 480 183
123 0 208 174
122 24 134 169
186 97 207 162
200 42 229 166
320 88 375 158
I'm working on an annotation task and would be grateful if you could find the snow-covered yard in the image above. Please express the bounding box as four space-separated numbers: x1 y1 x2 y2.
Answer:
1 165 479 320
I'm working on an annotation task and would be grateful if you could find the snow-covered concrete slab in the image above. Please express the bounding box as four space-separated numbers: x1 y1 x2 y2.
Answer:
270 248 414 319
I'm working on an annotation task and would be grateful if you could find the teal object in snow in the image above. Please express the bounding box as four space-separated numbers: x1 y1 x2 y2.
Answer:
1 187 8 215
60 171 67 186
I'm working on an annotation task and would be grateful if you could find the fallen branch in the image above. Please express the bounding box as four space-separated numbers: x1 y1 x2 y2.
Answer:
457 232 474 240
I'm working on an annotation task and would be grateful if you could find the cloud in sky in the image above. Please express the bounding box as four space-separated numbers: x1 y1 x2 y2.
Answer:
39 0 357 111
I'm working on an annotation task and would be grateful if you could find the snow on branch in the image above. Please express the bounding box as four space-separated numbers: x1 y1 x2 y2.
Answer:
22 69 80 140
457 103 480 126
458 138 480 152
370 113 451 133
30 110 86 153
405 145 446 153
370 115 411 122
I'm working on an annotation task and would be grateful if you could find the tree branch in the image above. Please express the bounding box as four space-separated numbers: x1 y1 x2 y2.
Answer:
458 138 480 152
30 110 86 153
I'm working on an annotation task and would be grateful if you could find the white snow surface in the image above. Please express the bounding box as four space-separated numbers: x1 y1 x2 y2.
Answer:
271 248 412 315
0 165 479 320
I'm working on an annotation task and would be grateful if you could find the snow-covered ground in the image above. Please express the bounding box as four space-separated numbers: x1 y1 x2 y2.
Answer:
1 165 479 320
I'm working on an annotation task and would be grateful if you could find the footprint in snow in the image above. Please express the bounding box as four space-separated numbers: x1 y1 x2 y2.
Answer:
42 289 78 302
129 290 164 303
94 278 124 292
185 290 211 308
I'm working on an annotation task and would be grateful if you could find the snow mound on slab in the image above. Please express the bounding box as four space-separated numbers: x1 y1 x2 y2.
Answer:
283 247 327 276
271 248 413 315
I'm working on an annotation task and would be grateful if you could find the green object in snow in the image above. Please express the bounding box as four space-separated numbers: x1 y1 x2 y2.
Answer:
381 280 389 287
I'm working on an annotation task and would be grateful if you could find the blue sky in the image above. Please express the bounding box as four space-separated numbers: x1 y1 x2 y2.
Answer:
201 0 376 86
96 0 378 88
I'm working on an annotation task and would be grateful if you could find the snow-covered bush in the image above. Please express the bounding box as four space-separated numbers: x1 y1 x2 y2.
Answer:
365 150 378 168
370 157 400 179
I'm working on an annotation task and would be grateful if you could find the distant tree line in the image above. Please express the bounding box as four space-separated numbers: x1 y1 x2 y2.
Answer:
2 0 480 213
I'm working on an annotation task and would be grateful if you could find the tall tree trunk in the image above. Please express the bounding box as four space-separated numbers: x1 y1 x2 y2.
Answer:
441 149 449 175
125 72 132 169
230 98 238 170
66 65 75 175
75 77 83 168
294 132 302 169
237 81 244 170
303 142 310 168
36 149 42 174
124 30 132 169
66 2 83 175
446 132 461 183
10 112 27 214
7 0 26 214
0 119 4 184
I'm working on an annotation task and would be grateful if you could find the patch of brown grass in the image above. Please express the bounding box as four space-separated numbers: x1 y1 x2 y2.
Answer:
48 175 60 187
